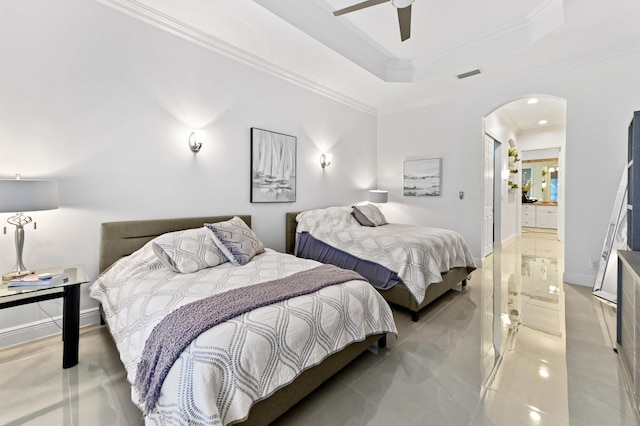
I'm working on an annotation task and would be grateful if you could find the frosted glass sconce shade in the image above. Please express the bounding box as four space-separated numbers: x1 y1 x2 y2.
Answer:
320 153 332 169
189 130 205 153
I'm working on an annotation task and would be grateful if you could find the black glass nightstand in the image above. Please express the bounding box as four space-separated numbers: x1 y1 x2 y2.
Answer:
1 265 89 368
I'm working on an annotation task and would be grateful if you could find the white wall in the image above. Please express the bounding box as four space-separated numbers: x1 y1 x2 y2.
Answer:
519 127 566 152
378 51 639 286
0 1 378 347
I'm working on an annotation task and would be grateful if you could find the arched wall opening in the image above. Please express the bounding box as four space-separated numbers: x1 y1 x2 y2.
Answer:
483 94 567 254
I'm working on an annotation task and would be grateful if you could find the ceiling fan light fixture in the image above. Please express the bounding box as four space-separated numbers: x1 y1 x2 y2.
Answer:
333 0 414 41
391 0 414 8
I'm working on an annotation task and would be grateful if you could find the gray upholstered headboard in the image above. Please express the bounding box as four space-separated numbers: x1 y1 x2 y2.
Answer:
285 212 301 255
99 215 251 273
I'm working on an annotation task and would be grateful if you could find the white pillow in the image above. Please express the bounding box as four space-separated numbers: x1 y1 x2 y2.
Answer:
151 227 228 273
296 206 360 234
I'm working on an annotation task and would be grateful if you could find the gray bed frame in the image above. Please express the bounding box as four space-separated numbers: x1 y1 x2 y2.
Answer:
286 212 474 322
98 215 383 426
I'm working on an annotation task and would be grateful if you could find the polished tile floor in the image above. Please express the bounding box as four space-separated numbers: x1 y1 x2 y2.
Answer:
0 231 638 425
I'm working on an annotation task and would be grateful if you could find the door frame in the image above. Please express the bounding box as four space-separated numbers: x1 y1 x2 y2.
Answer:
482 132 496 257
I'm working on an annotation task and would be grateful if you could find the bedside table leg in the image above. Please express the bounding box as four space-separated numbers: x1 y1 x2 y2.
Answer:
62 284 80 368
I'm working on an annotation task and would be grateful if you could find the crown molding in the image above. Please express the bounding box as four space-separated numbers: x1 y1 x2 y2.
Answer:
96 0 379 116
380 39 640 117
494 109 521 134
256 0 564 84
94 0 640 118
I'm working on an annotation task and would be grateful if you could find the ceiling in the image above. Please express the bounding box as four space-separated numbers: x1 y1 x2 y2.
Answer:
495 96 567 134
255 0 564 83
101 0 640 120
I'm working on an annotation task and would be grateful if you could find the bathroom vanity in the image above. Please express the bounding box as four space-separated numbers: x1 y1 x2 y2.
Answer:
522 203 558 229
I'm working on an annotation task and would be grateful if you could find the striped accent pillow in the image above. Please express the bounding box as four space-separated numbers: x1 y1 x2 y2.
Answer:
352 204 388 226
205 217 265 266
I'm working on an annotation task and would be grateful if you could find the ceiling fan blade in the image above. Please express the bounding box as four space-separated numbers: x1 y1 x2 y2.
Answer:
397 4 411 41
333 0 390 17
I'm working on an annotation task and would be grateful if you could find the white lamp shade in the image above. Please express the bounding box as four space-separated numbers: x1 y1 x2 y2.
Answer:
368 189 388 204
0 179 59 213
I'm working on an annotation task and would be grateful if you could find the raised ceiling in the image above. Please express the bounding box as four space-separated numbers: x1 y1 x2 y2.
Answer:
255 0 565 82
99 0 640 116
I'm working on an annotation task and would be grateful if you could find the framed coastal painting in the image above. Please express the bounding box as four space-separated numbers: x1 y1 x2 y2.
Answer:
250 128 297 203
403 158 442 196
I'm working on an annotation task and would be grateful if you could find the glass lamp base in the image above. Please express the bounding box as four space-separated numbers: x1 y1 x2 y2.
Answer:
2 270 33 282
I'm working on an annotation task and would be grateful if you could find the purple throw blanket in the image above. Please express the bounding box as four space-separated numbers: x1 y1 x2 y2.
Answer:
134 264 367 414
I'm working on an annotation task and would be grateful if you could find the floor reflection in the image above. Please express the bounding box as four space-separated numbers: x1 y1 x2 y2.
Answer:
480 231 570 425
0 230 634 425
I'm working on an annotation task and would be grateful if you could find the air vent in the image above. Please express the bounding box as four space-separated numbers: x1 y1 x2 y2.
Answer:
456 69 482 79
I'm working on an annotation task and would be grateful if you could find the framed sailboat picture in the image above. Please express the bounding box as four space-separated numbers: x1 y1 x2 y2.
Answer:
250 128 297 203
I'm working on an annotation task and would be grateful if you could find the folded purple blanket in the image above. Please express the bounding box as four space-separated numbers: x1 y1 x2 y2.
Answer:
134 264 367 414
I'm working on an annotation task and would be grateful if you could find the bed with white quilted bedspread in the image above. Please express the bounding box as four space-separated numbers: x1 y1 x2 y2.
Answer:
90 244 396 425
296 206 477 304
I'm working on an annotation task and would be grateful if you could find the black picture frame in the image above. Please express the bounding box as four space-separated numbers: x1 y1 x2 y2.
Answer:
250 127 297 203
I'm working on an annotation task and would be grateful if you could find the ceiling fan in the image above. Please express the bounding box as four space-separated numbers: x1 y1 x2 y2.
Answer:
333 0 415 42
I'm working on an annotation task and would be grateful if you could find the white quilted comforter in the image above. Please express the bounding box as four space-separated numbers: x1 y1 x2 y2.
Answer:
90 244 396 425
296 206 477 304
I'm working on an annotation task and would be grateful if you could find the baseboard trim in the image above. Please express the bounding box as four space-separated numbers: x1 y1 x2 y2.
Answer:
563 272 595 287
0 307 101 349
501 234 517 247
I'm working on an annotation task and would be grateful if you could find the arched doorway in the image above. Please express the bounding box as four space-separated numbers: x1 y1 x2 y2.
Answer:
482 95 567 254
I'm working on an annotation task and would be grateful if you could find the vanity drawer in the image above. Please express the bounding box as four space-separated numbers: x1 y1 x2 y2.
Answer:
522 205 536 227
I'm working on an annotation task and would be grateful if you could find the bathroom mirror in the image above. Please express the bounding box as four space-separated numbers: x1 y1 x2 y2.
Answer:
521 159 559 202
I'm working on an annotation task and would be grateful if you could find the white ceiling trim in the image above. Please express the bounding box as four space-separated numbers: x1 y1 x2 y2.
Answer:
253 0 396 80
494 109 521 133
256 0 564 83
411 0 564 82
526 0 565 44
96 0 379 116
379 38 640 117
520 124 566 135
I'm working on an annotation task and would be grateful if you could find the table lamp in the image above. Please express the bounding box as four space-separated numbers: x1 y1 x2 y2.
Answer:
0 176 58 280
368 189 388 204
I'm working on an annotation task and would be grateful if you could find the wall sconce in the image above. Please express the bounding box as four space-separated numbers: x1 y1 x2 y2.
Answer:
320 153 332 169
189 130 205 153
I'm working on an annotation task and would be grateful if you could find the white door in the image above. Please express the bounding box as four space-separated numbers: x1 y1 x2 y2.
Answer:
483 134 494 257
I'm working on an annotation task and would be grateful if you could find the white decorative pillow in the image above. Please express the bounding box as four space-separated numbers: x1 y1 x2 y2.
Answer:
205 217 265 266
352 204 388 226
151 227 228 273
295 206 360 234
